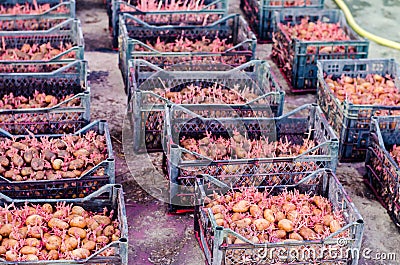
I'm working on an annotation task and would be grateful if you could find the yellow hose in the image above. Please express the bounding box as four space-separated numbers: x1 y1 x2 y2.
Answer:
334 0 400 50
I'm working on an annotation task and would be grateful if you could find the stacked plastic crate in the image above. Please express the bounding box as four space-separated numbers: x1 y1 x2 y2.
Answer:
113 0 365 263
317 58 400 230
239 1 371 93
108 0 228 48
0 1 127 263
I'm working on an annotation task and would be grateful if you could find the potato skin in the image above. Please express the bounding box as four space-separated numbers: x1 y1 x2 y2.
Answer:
72 206 87 216
103 225 115 237
5 250 18 261
71 248 90 259
25 238 40 247
65 236 78 251
93 215 111 226
26 254 39 261
68 227 87 239
45 235 62 251
48 249 59 260
20 246 38 255
48 218 69 230
70 216 87 229
0 224 12 237
0 246 6 255
26 214 44 226
82 240 96 251
96 235 110 244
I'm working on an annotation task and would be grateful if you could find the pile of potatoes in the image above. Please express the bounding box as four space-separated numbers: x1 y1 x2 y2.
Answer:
0 203 120 261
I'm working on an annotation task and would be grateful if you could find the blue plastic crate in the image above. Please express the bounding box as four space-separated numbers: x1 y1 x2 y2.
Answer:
271 9 369 93
317 58 400 161
365 116 400 229
240 0 324 42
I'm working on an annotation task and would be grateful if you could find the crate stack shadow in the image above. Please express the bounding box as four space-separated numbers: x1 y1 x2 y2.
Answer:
0 1 128 264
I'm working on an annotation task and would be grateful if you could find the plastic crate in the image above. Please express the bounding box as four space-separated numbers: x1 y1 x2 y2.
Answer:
317 58 400 162
0 60 90 134
365 116 400 228
271 9 369 93
0 18 84 63
0 120 115 199
0 16 70 31
0 0 75 32
0 60 90 135
0 184 128 264
0 0 75 18
127 59 284 153
240 0 324 42
165 103 339 213
119 13 257 87
194 169 364 265
110 0 228 48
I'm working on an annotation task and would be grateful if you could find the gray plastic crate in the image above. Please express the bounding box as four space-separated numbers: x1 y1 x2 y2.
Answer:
194 169 364 265
365 116 400 228
119 13 257 87
0 60 90 134
0 184 128 264
110 0 228 48
0 120 115 199
0 0 75 18
0 16 70 31
0 18 84 62
128 59 284 154
240 0 324 42
271 9 369 93
165 103 339 212
317 58 400 162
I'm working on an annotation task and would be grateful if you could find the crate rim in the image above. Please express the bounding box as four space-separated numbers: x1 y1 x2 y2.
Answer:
0 0 76 19
273 8 369 43
260 0 324 8
0 184 128 264
0 59 88 76
129 58 284 104
129 58 268 75
114 0 227 15
0 18 84 63
196 168 363 247
121 13 257 51
0 17 80 36
0 60 89 113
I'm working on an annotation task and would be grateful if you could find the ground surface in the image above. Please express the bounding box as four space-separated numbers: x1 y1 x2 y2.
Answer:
76 0 400 264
